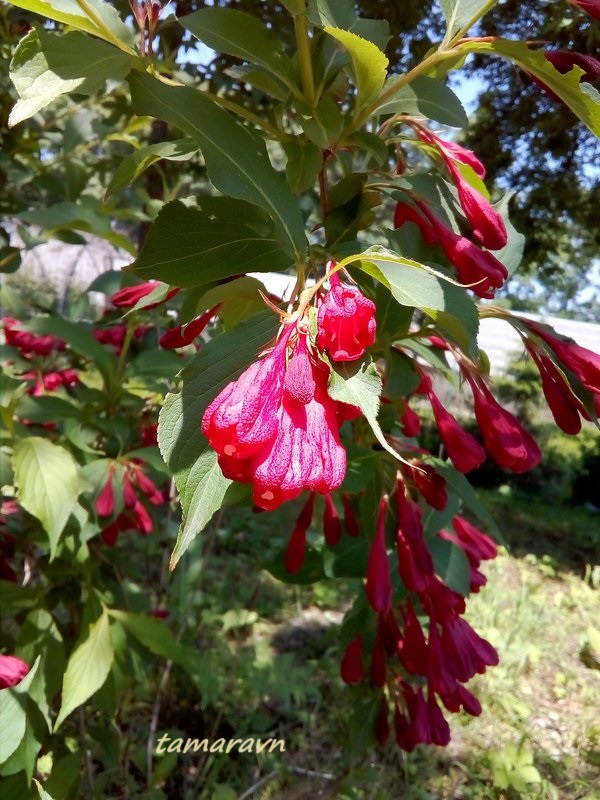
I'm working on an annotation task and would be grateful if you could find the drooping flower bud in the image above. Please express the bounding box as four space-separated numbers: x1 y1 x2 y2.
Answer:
365 496 392 613
427 390 486 473
96 466 115 517
399 399 421 438
340 634 364 684
317 271 376 361
341 493 360 537
414 126 507 249
416 202 508 298
469 380 542 473
159 305 219 349
323 493 342 546
284 493 315 573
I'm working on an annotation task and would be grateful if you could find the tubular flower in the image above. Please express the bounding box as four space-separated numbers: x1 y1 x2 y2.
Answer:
414 127 507 250
252 354 346 509
529 349 584 434
427 390 486 473
284 493 315 573
159 305 220 349
525 321 600 396
323 493 342 546
530 51 600 102
202 327 292 465
417 203 508 298
468 378 542 473
317 271 376 361
202 325 347 511
341 634 364 684
365 496 392 613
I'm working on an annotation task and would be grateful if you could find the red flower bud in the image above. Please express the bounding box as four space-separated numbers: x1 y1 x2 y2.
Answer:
111 281 178 309
323 493 342 546
411 463 448 510
365 496 392 613
317 270 376 361
159 305 219 349
96 466 115 517
370 627 387 688
341 493 360 537
428 391 486 473
284 493 315 573
470 381 542 473
0 655 30 688
340 634 364 684
400 400 421 437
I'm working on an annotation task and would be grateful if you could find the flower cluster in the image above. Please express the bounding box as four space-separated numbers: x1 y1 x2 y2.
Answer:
96 460 167 545
202 270 376 510
2 316 80 395
342 486 499 750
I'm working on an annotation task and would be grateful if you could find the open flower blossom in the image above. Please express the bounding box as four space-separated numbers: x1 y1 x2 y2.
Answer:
202 323 351 510
317 270 376 361
414 126 507 250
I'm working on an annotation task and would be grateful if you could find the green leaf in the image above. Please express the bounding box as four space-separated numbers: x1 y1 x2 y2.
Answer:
168 446 234 571
327 356 401 462
8 0 134 49
295 96 344 148
107 609 190 666
438 0 495 38
0 685 27 764
375 75 469 128
459 37 600 138
310 1 390 50
128 71 307 262
0 656 41 764
159 312 279 568
12 438 79 558
17 609 65 730
354 247 479 353
323 532 368 578
9 28 132 127
180 7 296 89
55 610 114 730
34 780 56 800
16 199 135 255
127 199 290 287
105 138 197 198
427 535 471 596
324 27 388 108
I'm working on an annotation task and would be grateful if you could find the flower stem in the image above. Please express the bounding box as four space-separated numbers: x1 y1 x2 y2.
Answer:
294 2 316 106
